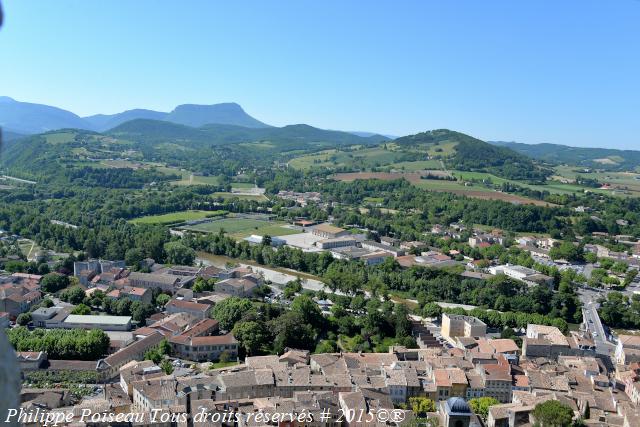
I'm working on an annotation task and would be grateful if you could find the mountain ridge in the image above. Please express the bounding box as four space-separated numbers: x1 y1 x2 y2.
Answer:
490 140 640 170
0 97 271 134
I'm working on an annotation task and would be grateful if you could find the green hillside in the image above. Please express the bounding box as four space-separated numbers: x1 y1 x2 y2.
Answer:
394 130 551 182
491 141 640 171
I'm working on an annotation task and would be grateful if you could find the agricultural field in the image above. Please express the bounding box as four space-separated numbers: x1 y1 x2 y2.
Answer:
212 192 268 201
129 210 227 225
288 146 414 170
170 173 220 186
389 160 442 171
181 217 298 239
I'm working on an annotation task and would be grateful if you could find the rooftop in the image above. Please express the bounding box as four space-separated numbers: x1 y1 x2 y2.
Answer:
63 314 131 325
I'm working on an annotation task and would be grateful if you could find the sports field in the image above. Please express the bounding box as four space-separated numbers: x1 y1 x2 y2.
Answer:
130 210 227 225
182 218 298 239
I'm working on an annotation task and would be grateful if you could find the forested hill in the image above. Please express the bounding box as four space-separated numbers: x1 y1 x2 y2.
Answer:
108 119 389 150
394 129 551 182
491 140 640 171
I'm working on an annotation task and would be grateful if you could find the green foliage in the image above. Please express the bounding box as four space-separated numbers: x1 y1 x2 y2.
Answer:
408 397 436 417
233 320 270 356
71 304 91 315
156 293 171 306
532 400 574 427
212 297 253 331
144 339 171 364
60 286 86 304
164 241 195 265
7 327 109 360
160 359 174 374
40 273 70 293
550 242 584 262
16 312 32 326
598 292 640 329
469 397 500 420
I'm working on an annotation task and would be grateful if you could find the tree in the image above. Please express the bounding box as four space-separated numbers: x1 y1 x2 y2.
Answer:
233 320 270 356
212 297 253 331
16 313 31 326
408 397 436 417
532 400 574 427
131 302 155 322
156 294 171 307
71 304 91 315
291 295 324 331
40 273 70 293
164 241 195 265
549 242 583 262
271 311 316 353
60 286 86 304
125 247 145 269
219 350 232 363
160 359 174 375
469 397 499 420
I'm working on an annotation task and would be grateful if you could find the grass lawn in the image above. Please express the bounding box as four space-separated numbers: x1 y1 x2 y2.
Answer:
184 218 298 239
171 174 220 186
129 210 227 225
208 361 239 369
415 179 494 192
45 132 76 145
390 160 442 171
230 182 256 189
363 197 384 204
212 192 268 201
185 218 272 234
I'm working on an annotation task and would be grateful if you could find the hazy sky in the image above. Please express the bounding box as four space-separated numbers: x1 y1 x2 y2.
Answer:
1 0 639 148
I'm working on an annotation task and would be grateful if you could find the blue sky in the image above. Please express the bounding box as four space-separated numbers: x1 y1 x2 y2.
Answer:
1 0 639 148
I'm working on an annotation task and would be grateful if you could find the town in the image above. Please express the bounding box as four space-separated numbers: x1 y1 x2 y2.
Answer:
2 1 640 425
3 206 640 426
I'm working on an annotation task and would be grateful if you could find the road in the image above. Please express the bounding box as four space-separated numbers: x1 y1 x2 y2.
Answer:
578 287 615 356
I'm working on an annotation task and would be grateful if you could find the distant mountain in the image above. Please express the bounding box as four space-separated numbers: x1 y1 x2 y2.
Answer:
490 140 640 170
0 96 89 134
165 103 270 129
84 103 270 132
83 109 167 132
0 97 271 134
109 119 388 150
395 129 551 182
348 131 398 139
1 129 24 142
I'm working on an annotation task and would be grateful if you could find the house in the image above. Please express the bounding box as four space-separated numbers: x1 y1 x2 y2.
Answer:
316 236 357 250
488 265 554 288
106 286 152 305
311 223 349 239
96 332 166 379
616 335 640 365
360 240 406 257
0 283 41 318
127 272 180 294
469 234 503 248
380 236 400 247
215 278 258 297
165 299 212 319
169 333 238 362
441 314 487 345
